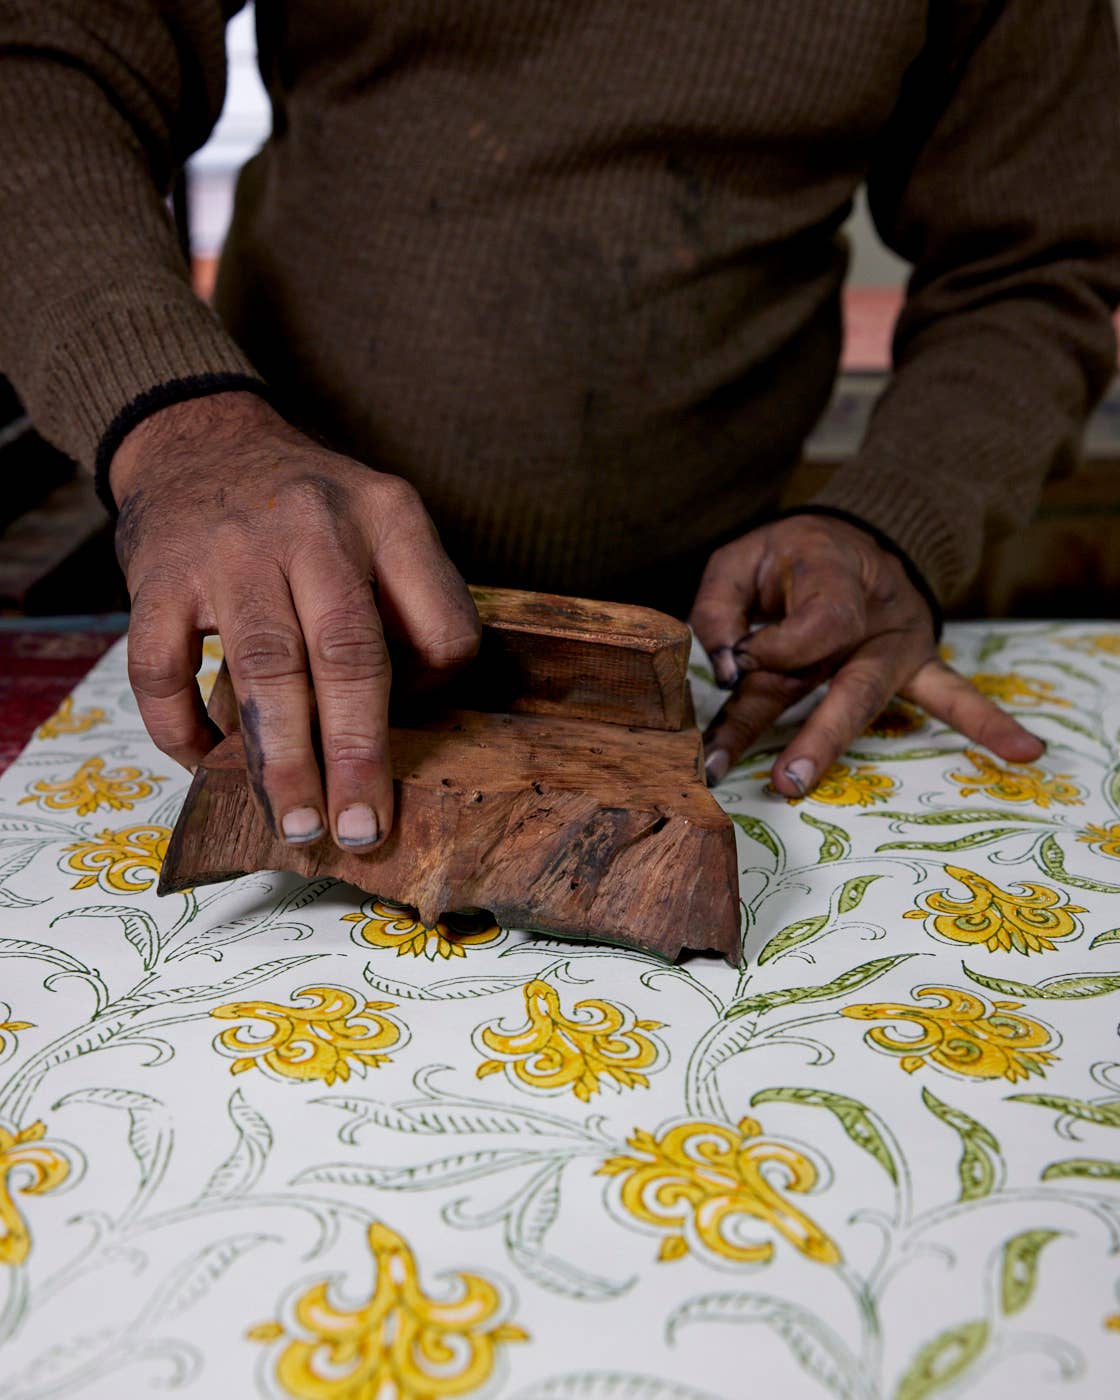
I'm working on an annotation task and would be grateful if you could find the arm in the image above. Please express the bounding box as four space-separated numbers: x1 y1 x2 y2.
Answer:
0 0 263 475
811 0 1120 602
0 3 480 851
692 0 1120 793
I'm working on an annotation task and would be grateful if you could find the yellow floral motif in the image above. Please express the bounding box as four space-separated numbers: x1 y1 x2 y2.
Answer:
754 762 897 807
842 985 1057 1082
1063 633 1120 657
35 696 108 740
0 1121 71 1266
249 1220 527 1399
211 985 405 1085
967 673 1070 708
598 1116 840 1267
61 823 171 893
949 749 1081 809
343 899 501 960
864 700 926 739
197 636 225 702
0 1005 33 1064
475 979 664 1102
19 756 168 816
904 864 1085 956
1078 823 1120 860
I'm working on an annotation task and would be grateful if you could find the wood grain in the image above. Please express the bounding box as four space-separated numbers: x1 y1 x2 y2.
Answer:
162 589 740 962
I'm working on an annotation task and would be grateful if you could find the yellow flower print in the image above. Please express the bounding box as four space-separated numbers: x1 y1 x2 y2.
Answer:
864 700 926 739
343 899 501 960
249 1220 527 1399
0 1121 71 1266
1063 633 1120 657
904 864 1084 956
61 823 171 893
211 986 406 1085
19 756 168 816
475 979 665 1102
0 1005 33 1065
842 985 1057 1082
197 636 225 702
949 749 1081 808
754 762 897 807
35 696 108 740
598 1116 840 1267
1078 823 1120 861
966 673 1070 708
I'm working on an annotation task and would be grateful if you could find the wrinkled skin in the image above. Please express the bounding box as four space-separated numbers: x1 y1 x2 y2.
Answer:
110 391 480 853
689 514 1044 796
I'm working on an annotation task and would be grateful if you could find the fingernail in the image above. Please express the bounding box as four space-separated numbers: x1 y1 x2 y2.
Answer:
337 804 380 848
705 748 732 787
783 757 816 796
710 649 740 690
282 807 325 845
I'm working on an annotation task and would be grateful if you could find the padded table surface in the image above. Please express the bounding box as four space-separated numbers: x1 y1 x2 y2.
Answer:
2 623 1120 1399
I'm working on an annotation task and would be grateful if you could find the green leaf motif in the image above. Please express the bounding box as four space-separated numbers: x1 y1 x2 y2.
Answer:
1090 929 1120 950
876 828 1029 854
751 1087 898 1184
800 812 850 864
757 915 828 966
1107 763 1120 818
1039 834 1120 895
726 954 916 1020
668 1291 868 1400
1000 1229 1060 1316
1041 1158 1120 1182
1008 1093 1120 1130
963 963 1120 1000
52 905 161 971
836 874 882 914
731 814 783 865
845 748 964 763
863 808 1058 827
977 634 1009 664
894 1320 990 1400
921 1086 1003 1201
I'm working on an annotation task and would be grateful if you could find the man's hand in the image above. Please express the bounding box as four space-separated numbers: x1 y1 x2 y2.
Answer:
111 391 480 851
689 514 1044 796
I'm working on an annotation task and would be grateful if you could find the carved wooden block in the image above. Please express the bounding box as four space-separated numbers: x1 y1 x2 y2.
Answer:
160 588 742 963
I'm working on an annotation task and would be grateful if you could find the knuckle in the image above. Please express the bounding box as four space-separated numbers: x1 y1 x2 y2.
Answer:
229 626 306 680
128 654 189 700
418 627 482 672
313 615 390 679
321 730 381 767
373 474 424 520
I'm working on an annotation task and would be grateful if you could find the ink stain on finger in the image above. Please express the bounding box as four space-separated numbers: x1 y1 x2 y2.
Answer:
239 697 276 834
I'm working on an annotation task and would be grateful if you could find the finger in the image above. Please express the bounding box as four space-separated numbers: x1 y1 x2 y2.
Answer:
127 587 218 770
214 565 327 848
358 478 481 686
689 536 763 689
741 565 868 674
902 659 1046 763
288 550 393 852
771 640 904 797
702 671 810 785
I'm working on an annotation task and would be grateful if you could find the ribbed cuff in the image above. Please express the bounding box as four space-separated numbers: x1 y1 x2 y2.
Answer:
32 277 266 473
94 374 275 514
775 503 944 640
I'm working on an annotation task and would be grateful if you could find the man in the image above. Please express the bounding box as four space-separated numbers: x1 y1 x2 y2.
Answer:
2 2 1118 855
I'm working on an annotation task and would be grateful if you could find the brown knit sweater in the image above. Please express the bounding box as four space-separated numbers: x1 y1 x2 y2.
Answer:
2 2 1119 610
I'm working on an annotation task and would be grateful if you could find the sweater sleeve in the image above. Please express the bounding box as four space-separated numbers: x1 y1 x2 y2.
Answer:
810 0 1120 604
0 0 266 482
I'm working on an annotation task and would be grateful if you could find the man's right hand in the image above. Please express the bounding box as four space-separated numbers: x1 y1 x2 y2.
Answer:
110 391 481 853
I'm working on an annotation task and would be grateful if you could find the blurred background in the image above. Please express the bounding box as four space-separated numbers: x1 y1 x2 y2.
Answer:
1 3 1118 620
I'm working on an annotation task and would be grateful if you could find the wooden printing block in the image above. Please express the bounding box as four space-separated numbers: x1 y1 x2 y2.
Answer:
158 587 742 963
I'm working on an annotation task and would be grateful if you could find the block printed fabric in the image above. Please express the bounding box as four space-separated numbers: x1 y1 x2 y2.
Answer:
2 625 1120 1398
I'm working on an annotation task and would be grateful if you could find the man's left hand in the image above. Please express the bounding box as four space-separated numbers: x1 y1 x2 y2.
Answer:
689 514 1045 797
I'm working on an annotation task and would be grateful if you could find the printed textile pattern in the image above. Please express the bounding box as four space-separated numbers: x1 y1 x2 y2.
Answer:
1 624 1120 1398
